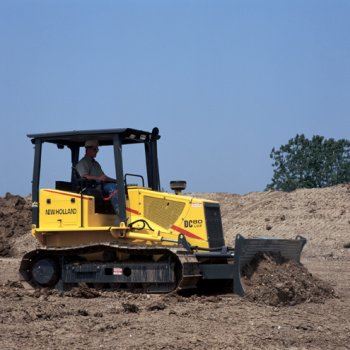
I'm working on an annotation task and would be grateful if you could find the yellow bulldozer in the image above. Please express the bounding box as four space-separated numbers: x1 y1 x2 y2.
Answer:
20 127 306 295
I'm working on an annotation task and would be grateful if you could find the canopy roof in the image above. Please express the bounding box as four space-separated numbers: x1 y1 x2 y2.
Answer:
27 127 160 147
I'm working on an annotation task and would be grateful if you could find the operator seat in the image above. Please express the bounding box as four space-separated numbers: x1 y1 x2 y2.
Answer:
72 167 115 214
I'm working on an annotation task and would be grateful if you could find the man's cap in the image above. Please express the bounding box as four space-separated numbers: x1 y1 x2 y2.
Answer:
85 140 99 148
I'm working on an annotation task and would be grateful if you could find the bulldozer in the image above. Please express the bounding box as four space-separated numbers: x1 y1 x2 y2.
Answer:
20 127 306 295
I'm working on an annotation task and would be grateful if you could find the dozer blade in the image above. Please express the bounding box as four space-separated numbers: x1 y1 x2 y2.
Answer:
232 234 307 296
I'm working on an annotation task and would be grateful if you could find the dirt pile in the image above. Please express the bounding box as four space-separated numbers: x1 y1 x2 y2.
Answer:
242 253 336 306
67 284 101 299
0 193 31 257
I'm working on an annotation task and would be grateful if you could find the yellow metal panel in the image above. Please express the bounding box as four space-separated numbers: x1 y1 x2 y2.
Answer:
127 187 212 249
39 189 118 229
39 189 83 228
36 187 219 250
143 196 185 228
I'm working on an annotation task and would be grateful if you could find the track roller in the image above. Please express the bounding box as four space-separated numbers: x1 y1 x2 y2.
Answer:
31 258 60 287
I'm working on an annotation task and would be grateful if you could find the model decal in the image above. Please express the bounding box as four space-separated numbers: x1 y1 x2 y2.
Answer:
184 219 203 228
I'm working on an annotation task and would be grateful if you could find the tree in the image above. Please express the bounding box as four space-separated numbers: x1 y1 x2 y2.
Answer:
266 134 350 191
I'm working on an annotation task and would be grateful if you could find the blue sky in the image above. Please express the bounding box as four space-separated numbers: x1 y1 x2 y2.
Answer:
1 0 349 196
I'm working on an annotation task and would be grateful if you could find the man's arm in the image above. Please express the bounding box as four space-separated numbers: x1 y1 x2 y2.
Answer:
83 174 116 182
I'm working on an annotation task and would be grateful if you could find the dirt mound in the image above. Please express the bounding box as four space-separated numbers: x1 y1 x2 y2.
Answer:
66 284 101 299
0 193 32 257
242 253 335 306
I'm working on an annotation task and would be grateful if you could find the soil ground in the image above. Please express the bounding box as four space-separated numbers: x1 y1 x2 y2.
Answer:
0 185 350 350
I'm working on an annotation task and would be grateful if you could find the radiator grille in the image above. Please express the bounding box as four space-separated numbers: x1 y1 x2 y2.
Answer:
144 196 185 228
204 203 225 248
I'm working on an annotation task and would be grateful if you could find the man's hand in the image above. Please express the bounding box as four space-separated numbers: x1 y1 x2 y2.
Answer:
98 174 109 182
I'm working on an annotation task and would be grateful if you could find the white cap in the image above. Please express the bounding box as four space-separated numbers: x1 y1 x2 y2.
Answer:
85 139 99 147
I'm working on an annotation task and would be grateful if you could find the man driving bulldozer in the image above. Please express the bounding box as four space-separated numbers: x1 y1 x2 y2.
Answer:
76 139 119 221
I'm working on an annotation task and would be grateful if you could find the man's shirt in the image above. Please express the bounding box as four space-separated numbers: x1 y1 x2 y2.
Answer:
76 156 104 178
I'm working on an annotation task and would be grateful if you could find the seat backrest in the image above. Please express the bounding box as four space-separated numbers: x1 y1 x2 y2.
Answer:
72 167 98 192
55 181 73 191
71 167 83 193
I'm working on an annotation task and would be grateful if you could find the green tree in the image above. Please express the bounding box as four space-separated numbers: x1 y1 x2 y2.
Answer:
266 134 350 191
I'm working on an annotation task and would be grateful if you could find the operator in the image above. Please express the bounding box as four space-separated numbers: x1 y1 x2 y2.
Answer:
76 140 119 221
